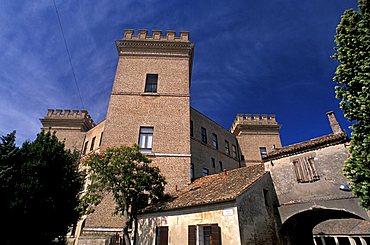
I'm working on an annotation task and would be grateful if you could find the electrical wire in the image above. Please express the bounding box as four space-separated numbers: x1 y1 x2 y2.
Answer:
52 0 85 109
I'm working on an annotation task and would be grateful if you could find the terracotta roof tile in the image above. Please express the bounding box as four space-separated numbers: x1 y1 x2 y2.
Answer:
264 132 348 161
150 164 266 212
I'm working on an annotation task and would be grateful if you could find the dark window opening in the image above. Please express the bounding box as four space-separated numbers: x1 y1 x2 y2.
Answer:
219 161 223 171
190 120 194 137
201 127 207 144
99 132 103 146
90 137 96 151
83 141 88 155
190 163 194 181
145 74 158 93
211 158 216 168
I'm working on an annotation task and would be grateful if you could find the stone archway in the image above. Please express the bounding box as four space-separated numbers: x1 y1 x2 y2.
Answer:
280 207 366 245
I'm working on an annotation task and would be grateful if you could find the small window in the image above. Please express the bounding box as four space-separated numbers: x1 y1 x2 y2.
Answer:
211 158 216 168
201 127 207 144
90 137 96 151
219 161 223 171
190 163 194 181
232 144 237 159
260 147 267 158
225 140 230 155
139 127 153 153
145 74 158 93
190 120 194 137
99 132 103 146
155 226 168 245
292 156 320 183
202 168 209 177
211 133 218 149
188 224 221 245
83 141 88 155
263 189 270 207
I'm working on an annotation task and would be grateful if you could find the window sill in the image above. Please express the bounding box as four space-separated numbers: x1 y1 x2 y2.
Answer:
141 92 159 96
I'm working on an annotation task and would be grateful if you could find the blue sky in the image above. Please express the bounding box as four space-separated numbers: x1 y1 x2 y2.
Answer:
0 0 357 146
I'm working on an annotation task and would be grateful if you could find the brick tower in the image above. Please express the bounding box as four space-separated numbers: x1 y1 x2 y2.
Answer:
102 30 195 191
230 114 282 164
40 109 95 151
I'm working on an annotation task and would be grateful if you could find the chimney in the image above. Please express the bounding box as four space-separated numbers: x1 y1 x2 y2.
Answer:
326 111 343 134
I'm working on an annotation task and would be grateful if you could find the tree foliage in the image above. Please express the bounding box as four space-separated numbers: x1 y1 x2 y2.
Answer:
333 0 370 209
79 145 166 245
0 131 84 244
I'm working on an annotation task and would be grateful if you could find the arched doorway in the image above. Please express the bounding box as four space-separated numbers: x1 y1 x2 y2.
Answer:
280 207 366 245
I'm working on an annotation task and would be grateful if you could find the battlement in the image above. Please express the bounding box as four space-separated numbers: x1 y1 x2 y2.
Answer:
230 114 279 133
40 109 96 131
123 29 189 42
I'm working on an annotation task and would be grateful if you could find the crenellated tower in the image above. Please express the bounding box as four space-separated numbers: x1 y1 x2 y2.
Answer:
231 114 282 164
102 29 195 191
40 109 95 151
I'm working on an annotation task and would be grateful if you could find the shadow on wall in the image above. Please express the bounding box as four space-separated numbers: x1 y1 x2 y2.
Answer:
281 207 366 245
135 215 168 245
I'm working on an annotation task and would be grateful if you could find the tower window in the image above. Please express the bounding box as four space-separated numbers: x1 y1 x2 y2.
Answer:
219 161 223 171
259 147 267 158
90 137 96 151
211 158 216 168
139 127 153 153
145 74 158 93
211 133 218 149
201 127 207 144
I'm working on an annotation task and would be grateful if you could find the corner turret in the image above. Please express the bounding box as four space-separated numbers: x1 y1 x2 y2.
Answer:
40 109 96 151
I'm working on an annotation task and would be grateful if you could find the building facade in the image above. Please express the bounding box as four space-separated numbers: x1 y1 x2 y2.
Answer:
40 29 369 245
40 29 280 244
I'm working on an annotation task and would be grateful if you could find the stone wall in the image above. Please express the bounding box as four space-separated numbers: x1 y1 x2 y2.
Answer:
236 173 281 244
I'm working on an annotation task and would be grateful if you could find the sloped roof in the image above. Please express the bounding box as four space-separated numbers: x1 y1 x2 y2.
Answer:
264 132 348 161
150 164 266 212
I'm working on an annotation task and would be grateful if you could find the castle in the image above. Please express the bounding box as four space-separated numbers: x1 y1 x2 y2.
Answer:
40 30 369 245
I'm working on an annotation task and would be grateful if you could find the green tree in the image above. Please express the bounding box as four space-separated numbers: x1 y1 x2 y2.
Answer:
0 131 84 244
333 0 370 209
79 145 166 245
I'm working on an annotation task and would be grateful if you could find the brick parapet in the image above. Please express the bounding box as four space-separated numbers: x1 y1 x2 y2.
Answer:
230 114 279 134
40 109 96 132
123 29 189 42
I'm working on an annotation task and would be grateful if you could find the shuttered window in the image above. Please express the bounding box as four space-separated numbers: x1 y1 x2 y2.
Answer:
155 226 168 245
188 225 196 245
188 224 221 245
292 156 319 183
211 224 221 245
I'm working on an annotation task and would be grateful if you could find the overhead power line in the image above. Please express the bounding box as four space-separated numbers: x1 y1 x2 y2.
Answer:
52 0 85 109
